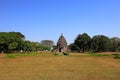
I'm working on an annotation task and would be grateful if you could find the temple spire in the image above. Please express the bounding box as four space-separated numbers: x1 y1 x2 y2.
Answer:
57 34 67 53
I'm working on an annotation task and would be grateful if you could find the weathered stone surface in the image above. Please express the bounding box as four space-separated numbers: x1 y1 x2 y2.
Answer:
57 34 67 53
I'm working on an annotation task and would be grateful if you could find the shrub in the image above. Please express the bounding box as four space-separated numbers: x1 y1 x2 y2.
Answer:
114 54 120 59
63 52 69 56
54 52 69 56
6 54 16 58
54 52 60 56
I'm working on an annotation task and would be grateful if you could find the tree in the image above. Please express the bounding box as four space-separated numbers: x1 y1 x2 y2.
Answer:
0 32 25 53
22 41 34 52
117 42 120 52
74 33 91 52
9 32 25 40
38 44 51 51
41 40 54 48
8 41 18 51
68 43 79 52
91 35 111 52
110 37 120 52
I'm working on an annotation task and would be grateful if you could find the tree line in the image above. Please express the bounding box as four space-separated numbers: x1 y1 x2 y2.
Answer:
69 33 120 52
0 32 54 53
0 32 120 53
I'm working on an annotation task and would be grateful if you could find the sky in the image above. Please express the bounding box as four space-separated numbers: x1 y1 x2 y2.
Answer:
0 0 120 44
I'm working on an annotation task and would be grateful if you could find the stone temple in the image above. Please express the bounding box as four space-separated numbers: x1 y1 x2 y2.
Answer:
57 34 67 53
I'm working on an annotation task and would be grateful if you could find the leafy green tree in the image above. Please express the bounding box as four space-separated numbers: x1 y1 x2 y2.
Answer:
68 43 79 52
91 35 111 52
0 32 25 53
41 40 54 49
74 33 91 52
22 41 51 52
10 32 25 52
39 44 51 51
117 42 120 52
110 37 120 52
22 41 33 52
9 32 25 40
8 41 18 51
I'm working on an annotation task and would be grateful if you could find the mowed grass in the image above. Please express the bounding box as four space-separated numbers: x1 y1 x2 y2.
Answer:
0 53 120 80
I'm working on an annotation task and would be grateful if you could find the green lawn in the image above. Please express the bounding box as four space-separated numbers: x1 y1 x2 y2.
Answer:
0 53 120 80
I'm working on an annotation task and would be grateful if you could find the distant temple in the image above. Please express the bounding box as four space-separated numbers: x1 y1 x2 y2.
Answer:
57 34 67 53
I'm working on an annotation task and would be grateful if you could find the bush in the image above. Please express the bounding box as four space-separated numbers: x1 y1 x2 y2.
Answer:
63 52 69 56
114 54 120 59
54 52 69 56
54 52 60 56
6 54 16 58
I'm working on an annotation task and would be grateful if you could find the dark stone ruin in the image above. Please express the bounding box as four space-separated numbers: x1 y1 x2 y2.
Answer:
57 34 67 53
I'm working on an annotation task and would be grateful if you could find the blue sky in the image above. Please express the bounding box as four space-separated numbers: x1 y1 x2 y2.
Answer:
0 0 120 44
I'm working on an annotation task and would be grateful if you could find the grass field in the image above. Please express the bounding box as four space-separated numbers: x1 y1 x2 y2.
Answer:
0 53 120 80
